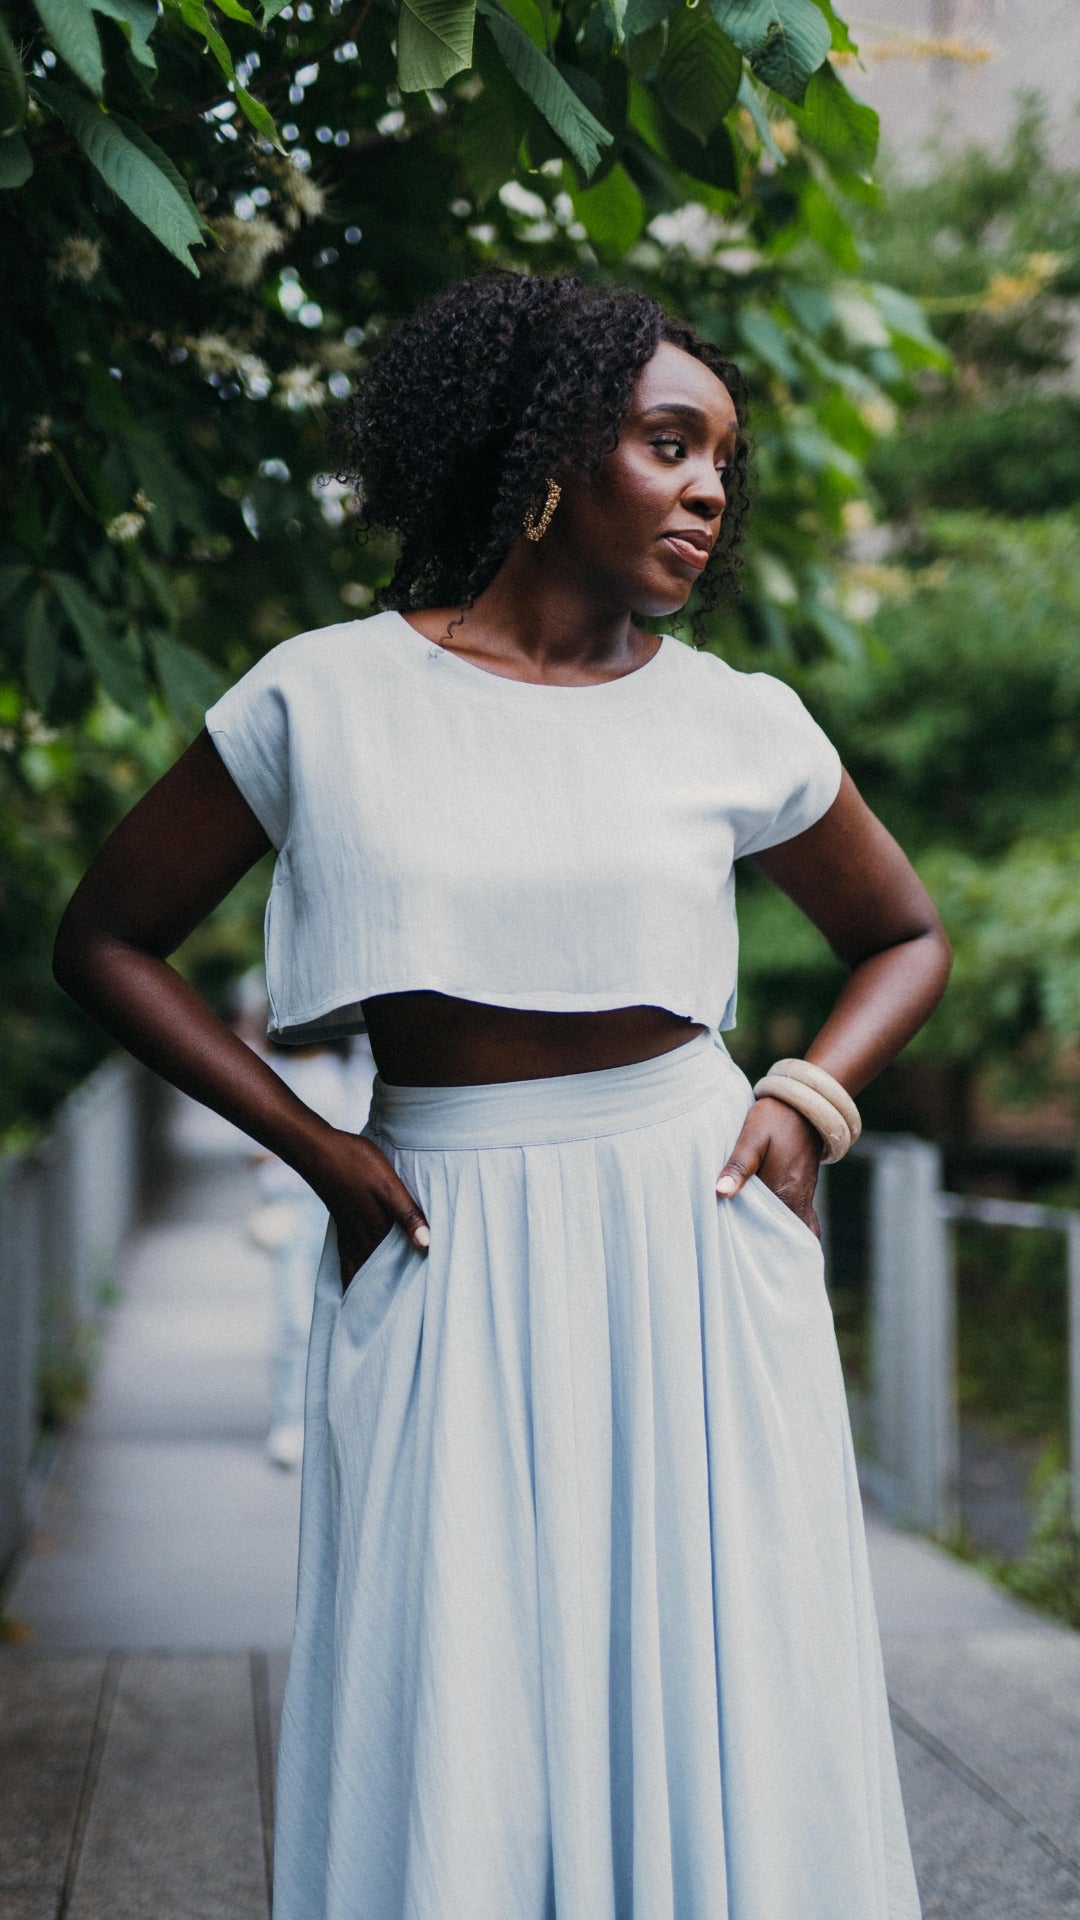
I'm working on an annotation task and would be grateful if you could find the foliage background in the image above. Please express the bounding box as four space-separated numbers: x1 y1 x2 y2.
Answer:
0 0 952 1139
2 0 1078 1191
732 104 1080 1182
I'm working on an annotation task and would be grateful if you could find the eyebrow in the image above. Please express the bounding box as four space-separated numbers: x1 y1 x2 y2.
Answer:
641 402 709 424
640 401 738 452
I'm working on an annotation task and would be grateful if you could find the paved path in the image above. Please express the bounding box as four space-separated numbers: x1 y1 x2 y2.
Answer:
2 1092 1078 1918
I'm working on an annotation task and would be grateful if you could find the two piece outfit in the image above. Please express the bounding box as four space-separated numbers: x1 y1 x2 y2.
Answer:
205 610 923 1920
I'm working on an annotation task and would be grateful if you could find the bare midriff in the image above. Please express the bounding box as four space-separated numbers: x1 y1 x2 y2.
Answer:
360 991 709 1087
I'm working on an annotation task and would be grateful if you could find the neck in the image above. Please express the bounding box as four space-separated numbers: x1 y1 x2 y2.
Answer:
453 546 650 676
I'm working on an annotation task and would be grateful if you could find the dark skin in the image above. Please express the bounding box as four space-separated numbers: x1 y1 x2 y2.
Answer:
53 341 952 1286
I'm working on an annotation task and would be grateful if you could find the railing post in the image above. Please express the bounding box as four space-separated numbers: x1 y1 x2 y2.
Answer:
868 1136 960 1535
1068 1216 1080 1528
0 1155 44 1576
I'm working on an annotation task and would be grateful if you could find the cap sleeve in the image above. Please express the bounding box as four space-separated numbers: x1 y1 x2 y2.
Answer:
733 672 843 860
204 649 291 850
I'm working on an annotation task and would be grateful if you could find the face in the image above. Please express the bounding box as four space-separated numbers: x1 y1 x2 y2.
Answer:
553 339 740 618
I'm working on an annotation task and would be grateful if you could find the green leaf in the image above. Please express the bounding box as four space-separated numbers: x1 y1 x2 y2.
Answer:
175 0 235 82
479 1 613 175
738 304 799 381
235 84 280 146
112 114 206 228
708 0 829 104
624 0 672 32
48 569 108 646
91 0 159 70
0 12 28 134
459 32 529 203
398 0 476 89
871 281 950 361
261 0 291 18
33 82 204 273
33 0 104 94
805 596 862 659
658 105 738 191
135 555 178 620
736 68 785 163
573 161 646 254
213 0 256 19
807 0 856 52
496 0 548 46
47 572 148 712
792 59 876 170
627 20 665 77
606 0 628 47
658 9 741 145
0 132 32 187
148 630 225 724
23 589 59 710
800 175 858 270
0 564 33 607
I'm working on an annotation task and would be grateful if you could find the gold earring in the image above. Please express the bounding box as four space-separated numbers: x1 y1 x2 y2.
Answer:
523 477 561 542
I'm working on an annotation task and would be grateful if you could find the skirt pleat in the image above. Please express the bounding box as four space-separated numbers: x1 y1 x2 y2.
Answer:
272 1030 922 1920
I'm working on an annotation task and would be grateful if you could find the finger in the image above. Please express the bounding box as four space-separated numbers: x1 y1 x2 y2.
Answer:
715 1130 766 1197
385 1174 430 1250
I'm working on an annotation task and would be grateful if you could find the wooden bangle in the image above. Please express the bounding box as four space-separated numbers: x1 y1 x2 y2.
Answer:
752 1073 852 1165
767 1057 862 1145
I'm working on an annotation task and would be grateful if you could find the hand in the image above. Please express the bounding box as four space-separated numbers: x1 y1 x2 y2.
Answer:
714 1096 824 1241
307 1129 430 1290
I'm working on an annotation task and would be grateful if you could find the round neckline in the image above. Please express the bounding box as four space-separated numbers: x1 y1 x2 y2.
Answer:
386 610 675 707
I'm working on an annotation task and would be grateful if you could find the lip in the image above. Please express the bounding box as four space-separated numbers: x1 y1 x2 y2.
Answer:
660 531 712 572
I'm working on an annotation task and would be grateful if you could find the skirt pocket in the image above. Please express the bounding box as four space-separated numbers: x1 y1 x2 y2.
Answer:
745 1170 825 1259
329 1221 422 1375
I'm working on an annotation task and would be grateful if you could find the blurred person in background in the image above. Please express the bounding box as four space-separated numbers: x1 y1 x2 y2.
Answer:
235 967 377 1468
250 1036 351 1469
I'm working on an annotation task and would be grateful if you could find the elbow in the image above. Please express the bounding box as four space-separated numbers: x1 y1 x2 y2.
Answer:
52 897 97 1003
52 910 82 1000
925 915 954 1008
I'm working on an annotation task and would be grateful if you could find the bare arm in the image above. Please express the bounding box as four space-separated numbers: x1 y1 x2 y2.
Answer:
715 769 953 1234
52 729 429 1284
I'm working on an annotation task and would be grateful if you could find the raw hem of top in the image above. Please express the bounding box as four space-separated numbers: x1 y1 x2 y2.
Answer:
264 982 732 1045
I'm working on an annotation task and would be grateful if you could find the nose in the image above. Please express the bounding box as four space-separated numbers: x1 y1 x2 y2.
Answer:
682 457 726 521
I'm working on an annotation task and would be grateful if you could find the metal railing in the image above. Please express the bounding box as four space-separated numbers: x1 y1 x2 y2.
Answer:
0 1056 156 1582
2 1073 1075 1582
836 1134 1080 1535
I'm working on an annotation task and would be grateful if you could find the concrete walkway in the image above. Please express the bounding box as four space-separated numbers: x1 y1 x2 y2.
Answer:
2 1092 1079 1918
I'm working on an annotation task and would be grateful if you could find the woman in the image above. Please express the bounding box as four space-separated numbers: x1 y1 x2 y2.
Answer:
54 270 947 1918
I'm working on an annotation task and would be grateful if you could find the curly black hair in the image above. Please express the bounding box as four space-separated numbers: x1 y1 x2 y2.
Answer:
332 269 750 648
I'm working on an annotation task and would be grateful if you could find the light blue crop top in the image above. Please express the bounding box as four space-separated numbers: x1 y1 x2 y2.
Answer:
203 610 843 1043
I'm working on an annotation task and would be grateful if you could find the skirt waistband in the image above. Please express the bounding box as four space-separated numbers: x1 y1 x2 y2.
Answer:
367 1028 733 1150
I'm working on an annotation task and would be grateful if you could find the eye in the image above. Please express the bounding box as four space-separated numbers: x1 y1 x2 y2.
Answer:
645 437 730 483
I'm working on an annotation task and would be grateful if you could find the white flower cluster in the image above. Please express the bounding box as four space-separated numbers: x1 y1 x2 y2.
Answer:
275 365 327 409
105 489 155 544
188 333 273 398
280 159 326 225
49 236 102 285
212 214 287 290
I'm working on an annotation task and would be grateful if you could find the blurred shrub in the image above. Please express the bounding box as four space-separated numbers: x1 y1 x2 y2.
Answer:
734 510 1080 1108
869 398 1080 518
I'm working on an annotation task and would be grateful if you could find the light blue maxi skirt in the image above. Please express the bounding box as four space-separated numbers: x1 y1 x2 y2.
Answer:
273 1028 923 1920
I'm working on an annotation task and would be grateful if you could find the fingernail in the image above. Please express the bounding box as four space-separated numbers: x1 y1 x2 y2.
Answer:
716 1175 737 1195
413 1223 430 1249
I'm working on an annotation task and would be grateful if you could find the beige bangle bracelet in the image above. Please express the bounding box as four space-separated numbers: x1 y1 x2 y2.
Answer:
768 1057 862 1146
751 1073 852 1165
